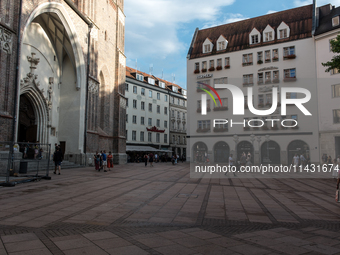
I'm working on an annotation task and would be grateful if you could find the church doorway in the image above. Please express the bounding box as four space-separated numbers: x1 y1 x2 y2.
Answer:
18 94 37 143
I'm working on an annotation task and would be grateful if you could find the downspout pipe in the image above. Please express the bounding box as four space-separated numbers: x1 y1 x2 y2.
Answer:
83 23 93 164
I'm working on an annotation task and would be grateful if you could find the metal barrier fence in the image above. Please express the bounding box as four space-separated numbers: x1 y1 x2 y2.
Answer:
0 141 51 186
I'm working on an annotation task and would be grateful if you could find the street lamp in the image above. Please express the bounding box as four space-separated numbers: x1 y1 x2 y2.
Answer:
233 135 239 161
265 135 270 164
257 136 262 165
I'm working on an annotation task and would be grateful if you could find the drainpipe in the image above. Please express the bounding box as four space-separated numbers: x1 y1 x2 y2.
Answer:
5 0 23 186
83 23 93 165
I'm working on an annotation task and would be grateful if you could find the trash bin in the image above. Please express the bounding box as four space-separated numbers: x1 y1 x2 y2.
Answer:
19 161 28 174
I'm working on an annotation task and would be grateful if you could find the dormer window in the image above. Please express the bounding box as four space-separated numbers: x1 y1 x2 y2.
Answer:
263 25 274 42
251 35 259 44
277 22 290 39
202 38 213 53
136 73 144 81
148 77 155 85
249 28 261 45
332 16 339 27
264 32 273 41
159 81 165 88
217 35 228 51
172 86 178 92
279 29 287 39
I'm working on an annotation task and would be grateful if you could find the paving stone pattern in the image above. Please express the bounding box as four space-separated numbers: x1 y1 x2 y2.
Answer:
1 163 340 254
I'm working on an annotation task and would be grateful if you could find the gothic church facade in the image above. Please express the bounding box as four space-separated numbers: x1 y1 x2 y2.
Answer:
0 0 127 164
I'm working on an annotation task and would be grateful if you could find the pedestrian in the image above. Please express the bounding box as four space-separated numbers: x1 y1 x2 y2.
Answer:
332 158 338 178
23 143 28 159
292 153 300 167
327 155 332 172
144 154 148 166
102 150 107 172
38 148 43 160
306 154 311 168
155 153 158 163
300 154 306 168
149 153 154 167
107 151 113 171
53 147 63 175
34 145 39 159
246 153 252 166
99 151 103 170
322 153 327 164
226 154 236 176
94 151 101 171
181 154 184 163
240 152 246 167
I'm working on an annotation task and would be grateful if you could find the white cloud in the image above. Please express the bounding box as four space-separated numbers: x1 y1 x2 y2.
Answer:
125 0 235 59
294 0 340 7
201 13 248 29
266 10 278 14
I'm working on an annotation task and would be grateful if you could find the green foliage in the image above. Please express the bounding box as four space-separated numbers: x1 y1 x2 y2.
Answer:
322 34 340 72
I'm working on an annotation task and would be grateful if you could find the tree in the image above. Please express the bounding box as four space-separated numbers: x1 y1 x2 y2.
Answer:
322 34 340 72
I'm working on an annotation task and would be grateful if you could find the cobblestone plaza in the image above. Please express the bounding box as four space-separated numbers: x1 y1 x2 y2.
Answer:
1 163 340 254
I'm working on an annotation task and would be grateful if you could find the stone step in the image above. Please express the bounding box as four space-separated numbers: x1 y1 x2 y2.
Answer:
18 160 83 173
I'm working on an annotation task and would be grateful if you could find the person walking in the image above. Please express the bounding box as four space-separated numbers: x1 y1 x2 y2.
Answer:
34 145 39 159
149 153 154 167
94 151 101 171
102 150 107 172
226 154 236 176
107 151 113 171
322 153 328 164
144 154 148 167
292 154 300 167
53 147 63 175
300 154 306 168
240 152 246 167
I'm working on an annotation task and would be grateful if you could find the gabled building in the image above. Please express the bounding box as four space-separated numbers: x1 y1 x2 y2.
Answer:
0 0 127 166
314 4 340 159
125 67 187 161
187 4 319 164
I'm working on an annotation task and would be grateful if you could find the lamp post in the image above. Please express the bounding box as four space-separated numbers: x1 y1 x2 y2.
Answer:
250 134 255 163
265 135 270 164
257 136 262 165
233 135 239 161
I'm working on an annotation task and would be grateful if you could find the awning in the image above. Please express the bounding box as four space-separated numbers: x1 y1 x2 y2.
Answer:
126 145 172 153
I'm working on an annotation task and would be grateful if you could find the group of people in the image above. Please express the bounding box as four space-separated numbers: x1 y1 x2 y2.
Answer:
292 153 311 168
94 151 113 172
142 153 185 167
21 141 43 160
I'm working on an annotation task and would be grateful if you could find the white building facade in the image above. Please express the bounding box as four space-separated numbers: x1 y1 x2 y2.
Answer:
125 67 172 160
315 4 340 159
169 86 187 158
187 4 320 165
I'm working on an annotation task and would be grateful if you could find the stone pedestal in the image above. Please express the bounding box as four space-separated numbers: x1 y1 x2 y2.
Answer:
113 153 127 165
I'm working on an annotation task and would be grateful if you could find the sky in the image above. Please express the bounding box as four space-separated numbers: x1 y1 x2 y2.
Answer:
124 0 340 89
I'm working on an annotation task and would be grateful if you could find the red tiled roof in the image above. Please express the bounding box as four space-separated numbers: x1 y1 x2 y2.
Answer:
126 66 184 92
189 4 313 59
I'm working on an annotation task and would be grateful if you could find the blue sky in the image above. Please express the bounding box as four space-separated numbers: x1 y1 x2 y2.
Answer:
124 0 340 88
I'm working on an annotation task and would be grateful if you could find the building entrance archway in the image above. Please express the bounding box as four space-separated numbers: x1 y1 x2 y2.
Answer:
214 141 230 163
18 95 37 143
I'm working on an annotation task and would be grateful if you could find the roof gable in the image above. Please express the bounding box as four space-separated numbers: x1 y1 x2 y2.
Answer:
189 4 313 59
